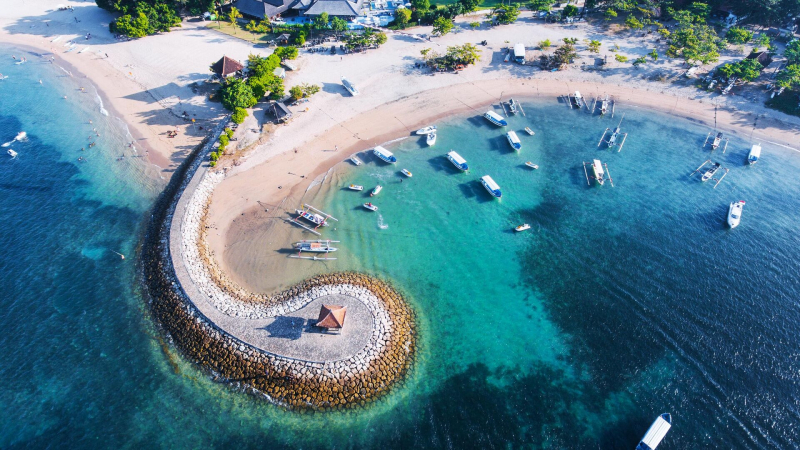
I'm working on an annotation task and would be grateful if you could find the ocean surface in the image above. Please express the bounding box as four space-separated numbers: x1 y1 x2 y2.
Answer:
3 46 800 449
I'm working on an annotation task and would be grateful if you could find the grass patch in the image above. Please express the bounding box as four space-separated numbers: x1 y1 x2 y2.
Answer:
206 21 276 45
432 0 506 8
765 89 800 118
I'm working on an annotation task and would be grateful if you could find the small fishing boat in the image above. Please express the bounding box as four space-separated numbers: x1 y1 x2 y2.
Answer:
426 132 437 147
363 202 378 211
711 132 723 150
373 146 397 164
350 155 363 166
748 144 761 165
728 200 745 228
480 175 502 199
7 149 18 158
592 159 606 185
401 169 413 177
572 91 583 108
508 98 519 114
370 185 382 196
525 162 538 169
415 125 437 135
341 76 359 96
348 184 363 191
600 96 609 115
293 240 338 253
506 131 522 151
295 209 330 226
447 151 469 171
524 127 535 136
701 162 721 182
636 413 672 450
515 224 530 232
483 111 508 127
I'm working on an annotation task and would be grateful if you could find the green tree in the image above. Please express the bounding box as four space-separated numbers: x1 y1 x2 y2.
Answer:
786 40 800 65
432 16 454 35
232 107 248 124
529 0 555 11
491 4 521 24
553 43 577 67
331 17 348 33
625 14 643 29
604 8 617 20
670 22 722 65
736 58 764 81
588 40 601 53
294 32 306 46
274 46 299 60
563 4 578 17
219 78 256 110
458 0 482 13
776 64 800 89
228 6 242 33
313 12 330 29
411 0 430 10
289 85 304 101
396 8 412 26
725 27 753 44
753 34 770 50
111 12 151 38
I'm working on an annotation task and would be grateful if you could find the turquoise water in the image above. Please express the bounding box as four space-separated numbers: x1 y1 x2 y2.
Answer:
4 44 800 449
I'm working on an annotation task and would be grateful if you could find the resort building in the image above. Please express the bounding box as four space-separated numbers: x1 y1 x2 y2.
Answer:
234 0 364 20
210 56 244 79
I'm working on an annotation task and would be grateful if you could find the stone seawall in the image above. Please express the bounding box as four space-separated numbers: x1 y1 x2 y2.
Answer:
141 120 417 410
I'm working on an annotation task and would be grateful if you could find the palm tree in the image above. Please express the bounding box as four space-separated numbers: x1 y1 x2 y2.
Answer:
228 7 242 34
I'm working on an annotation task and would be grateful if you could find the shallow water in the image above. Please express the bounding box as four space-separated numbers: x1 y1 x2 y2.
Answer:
3 45 800 449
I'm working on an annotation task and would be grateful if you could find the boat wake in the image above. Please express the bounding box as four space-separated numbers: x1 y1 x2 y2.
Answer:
377 214 389 230
2 131 27 147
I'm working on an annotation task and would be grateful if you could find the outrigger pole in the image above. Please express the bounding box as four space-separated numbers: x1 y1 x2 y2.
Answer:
713 168 729 188
582 161 591 185
301 204 338 221
604 163 615 187
289 255 337 261
591 97 598 115
689 159 712 177
285 218 322 236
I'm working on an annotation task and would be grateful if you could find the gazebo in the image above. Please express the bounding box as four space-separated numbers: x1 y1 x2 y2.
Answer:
210 56 244 78
276 33 292 45
316 304 347 332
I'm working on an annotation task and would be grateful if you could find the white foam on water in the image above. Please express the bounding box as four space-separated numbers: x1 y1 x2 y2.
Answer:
377 214 388 230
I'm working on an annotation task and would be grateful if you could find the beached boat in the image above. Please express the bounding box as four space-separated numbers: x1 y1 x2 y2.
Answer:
480 175 502 198
728 200 745 228
524 127 535 136
508 98 519 114
295 209 330 226
7 149 17 158
415 125 437 135
572 91 584 108
748 144 761 165
426 132 437 146
293 240 338 253
636 413 672 450
701 162 721 182
515 224 530 232
363 202 378 211
401 169 413 177
373 146 397 164
506 131 521 151
350 155 362 166
447 151 469 171
348 184 363 191
600 96 609 115
592 159 606 185
483 111 508 127
525 161 538 169
341 76 359 96
370 185 382 196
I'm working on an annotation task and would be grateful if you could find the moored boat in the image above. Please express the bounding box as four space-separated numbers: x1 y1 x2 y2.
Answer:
728 200 745 228
506 131 522 151
701 162 721 182
447 151 469 171
341 76 359 96
293 240 338 253
592 159 606 185
508 98 519 114
711 132 723 149
636 413 672 450
363 202 378 211
515 224 530 232
348 184 363 191
370 185 382 196
401 169 413 177
480 175 502 198
295 209 330 226
415 125 437 135
483 111 508 127
748 144 761 164
350 155 363 166
7 149 18 158
426 132 437 146
373 146 397 163
524 127 535 136
525 161 538 169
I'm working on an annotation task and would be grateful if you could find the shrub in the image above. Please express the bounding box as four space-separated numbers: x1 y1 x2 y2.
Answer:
615 54 628 63
588 40 601 53
633 56 647 65
726 27 753 44
232 107 248 124
604 9 617 20
209 161 217 167
469 21 481 29
538 39 551 49
625 15 644 29
225 128 234 139
219 78 257 111
563 4 578 17
649 49 658 61
219 134 229 148
274 46 299 61
210 151 219 161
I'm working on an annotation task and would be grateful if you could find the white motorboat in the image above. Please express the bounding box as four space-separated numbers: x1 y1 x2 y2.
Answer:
373 146 397 163
363 202 378 211
525 161 538 169
524 127 535 136
293 240 338 253
592 159 606 185
515 224 530 232
701 162 721 182
7 149 18 158
401 169 413 177
636 413 672 450
2 131 26 147
480 175 502 198
350 155 362 166
506 131 521 151
295 209 330 226
728 200 745 228
748 144 761 164
483 111 508 127
447 151 469 171
415 125 437 135
370 185 382 196
426 132 437 146
341 76 359 96
348 184 363 191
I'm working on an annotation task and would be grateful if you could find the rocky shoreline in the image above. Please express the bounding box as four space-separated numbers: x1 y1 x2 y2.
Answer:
140 120 417 410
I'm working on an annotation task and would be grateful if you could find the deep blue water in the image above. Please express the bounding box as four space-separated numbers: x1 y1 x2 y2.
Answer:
3 45 800 449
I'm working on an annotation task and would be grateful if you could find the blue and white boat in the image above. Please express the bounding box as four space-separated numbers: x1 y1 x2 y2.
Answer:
373 146 397 163
636 413 672 450
480 175 502 198
483 111 508 127
748 144 761 164
506 131 521 151
447 151 469 171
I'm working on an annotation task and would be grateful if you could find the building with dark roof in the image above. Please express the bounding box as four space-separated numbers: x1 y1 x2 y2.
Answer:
304 0 361 17
234 0 363 19
268 101 294 123
210 56 244 78
316 304 347 330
